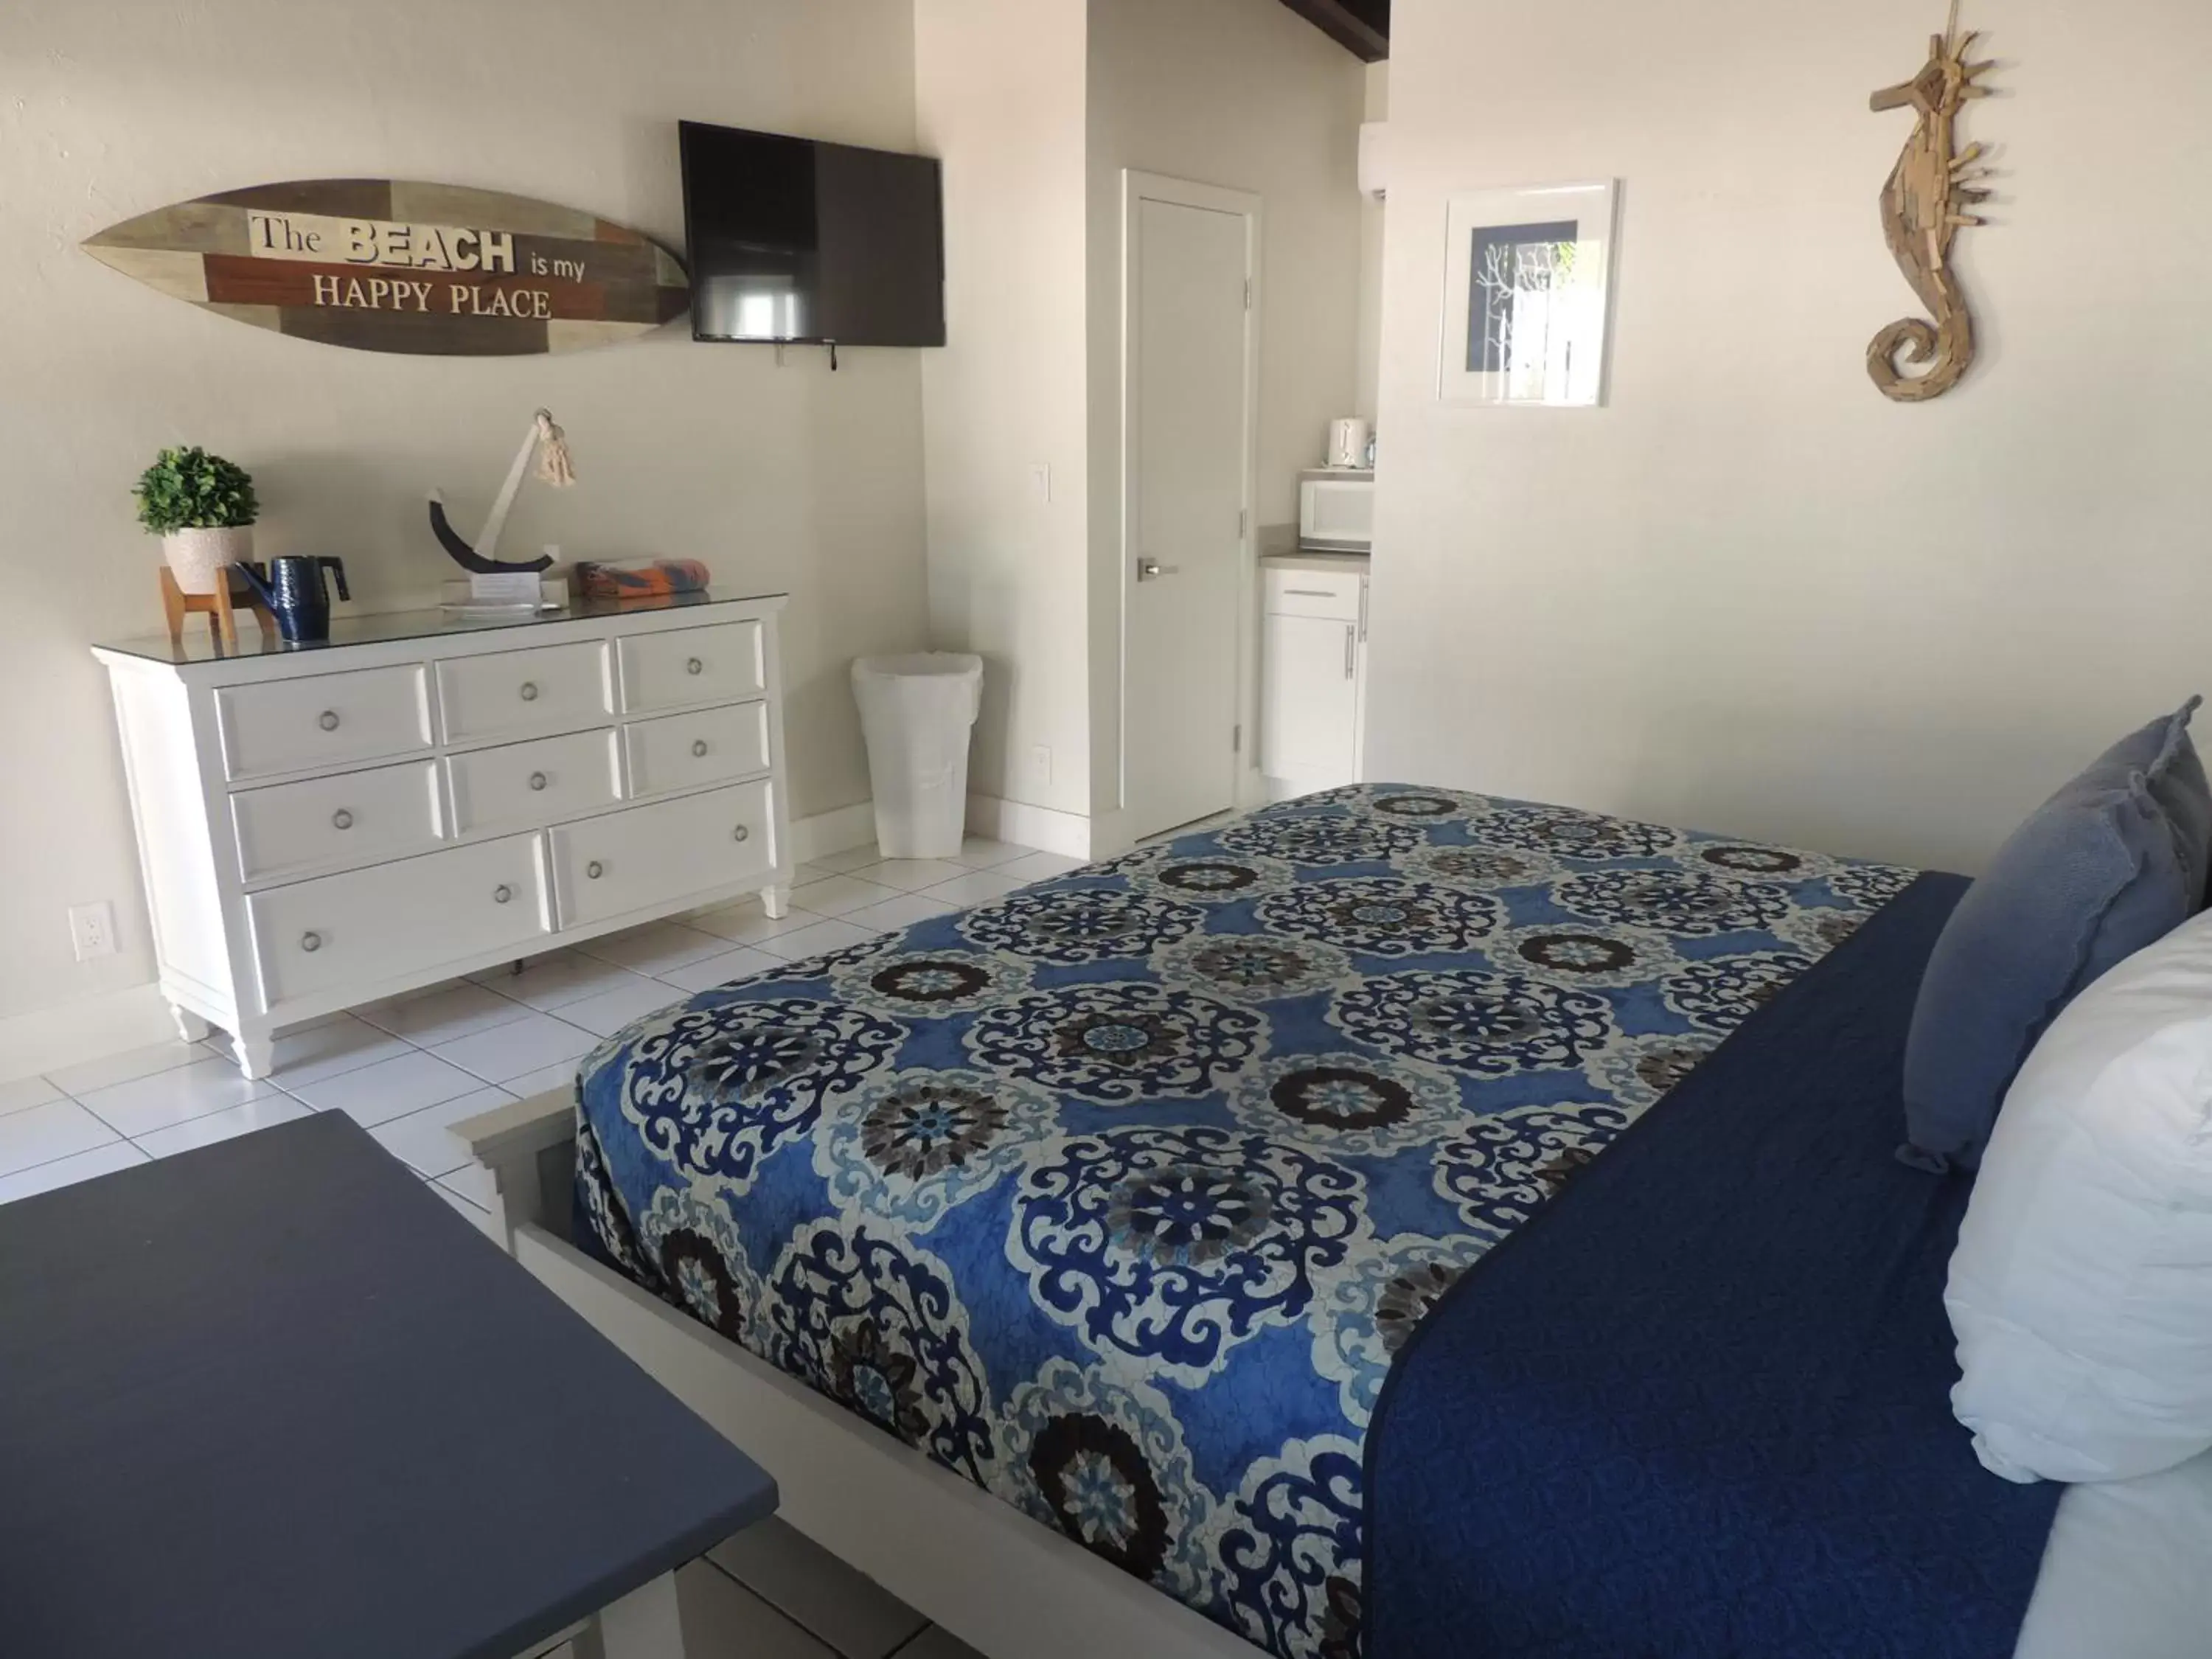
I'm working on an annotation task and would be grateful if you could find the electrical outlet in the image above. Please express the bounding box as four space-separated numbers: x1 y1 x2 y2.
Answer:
1030 744 1053 785
69 900 117 961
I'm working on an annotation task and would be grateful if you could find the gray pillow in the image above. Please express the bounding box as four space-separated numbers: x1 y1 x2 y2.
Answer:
2107 695 2211 906
1900 699 2210 1172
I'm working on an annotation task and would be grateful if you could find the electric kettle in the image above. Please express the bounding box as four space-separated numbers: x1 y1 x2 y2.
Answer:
1326 417 1370 470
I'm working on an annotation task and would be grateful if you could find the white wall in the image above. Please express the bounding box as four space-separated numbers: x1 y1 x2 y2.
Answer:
914 0 1364 840
913 0 1093 824
1366 0 2212 874
1354 60 1388 426
0 0 930 1029
1084 0 1366 818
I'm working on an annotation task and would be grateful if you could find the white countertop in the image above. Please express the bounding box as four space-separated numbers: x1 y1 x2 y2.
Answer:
1261 550 1370 574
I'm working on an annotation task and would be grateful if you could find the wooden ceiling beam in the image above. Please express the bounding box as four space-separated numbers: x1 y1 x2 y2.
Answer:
1276 0 1388 62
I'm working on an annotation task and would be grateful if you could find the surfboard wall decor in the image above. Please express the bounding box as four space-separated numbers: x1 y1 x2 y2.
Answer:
83 179 689 357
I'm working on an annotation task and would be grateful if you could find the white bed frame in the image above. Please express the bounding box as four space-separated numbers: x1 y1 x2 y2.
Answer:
457 1096 2138 1659
460 1091 1260 1659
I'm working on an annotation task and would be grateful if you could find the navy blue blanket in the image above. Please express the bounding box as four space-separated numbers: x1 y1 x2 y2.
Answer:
1366 872 2063 1659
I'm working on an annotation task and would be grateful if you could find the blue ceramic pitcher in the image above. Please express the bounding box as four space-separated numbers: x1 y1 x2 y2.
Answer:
235 556 349 644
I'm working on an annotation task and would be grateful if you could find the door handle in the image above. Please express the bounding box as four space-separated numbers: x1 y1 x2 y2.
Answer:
1344 624 1357 680
1136 557 1181 582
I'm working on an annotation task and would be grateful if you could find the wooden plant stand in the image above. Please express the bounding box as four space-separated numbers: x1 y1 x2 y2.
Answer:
161 566 274 650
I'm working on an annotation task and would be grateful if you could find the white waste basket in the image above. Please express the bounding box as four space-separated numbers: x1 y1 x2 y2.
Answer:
851 653 984 859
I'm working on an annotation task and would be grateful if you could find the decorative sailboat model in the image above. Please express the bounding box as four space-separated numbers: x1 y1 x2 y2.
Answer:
430 408 575 613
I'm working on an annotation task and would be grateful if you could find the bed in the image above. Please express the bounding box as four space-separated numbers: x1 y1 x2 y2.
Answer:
459 786 2204 1659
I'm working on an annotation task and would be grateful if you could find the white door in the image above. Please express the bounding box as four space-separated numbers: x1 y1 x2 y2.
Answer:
1124 180 1255 842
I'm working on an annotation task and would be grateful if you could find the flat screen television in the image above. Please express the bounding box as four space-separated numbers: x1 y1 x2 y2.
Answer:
680 120 945 348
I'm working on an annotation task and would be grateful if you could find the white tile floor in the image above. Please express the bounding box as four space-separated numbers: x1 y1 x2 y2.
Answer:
0 835 1062 1219
0 818 1243 1659
524 1523 974 1659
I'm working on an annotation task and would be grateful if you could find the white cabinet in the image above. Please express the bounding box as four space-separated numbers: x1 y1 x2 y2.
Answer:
1259 560 1367 796
434 639 611 745
95 594 793 1077
446 729 622 838
1263 614 1361 777
549 780 774 929
622 703 772 800
616 619 765 712
230 759 444 884
247 834 550 1008
215 664 432 782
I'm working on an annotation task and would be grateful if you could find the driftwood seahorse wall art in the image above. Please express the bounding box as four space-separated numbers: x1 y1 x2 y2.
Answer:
1867 10 1997 401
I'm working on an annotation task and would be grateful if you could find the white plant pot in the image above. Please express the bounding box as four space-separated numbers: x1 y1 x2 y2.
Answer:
161 525 253 597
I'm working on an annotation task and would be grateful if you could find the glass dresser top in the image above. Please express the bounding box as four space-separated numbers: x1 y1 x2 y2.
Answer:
92 589 785 667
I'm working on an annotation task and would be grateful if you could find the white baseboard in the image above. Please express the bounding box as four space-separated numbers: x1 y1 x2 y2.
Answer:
966 794 1095 860
790 800 878 866
0 983 177 1085
1079 808 1137 863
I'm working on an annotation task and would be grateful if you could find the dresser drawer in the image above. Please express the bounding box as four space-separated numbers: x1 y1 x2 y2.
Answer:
436 641 611 745
1262 566 1365 622
215 665 432 782
248 834 548 1009
617 622 765 714
622 703 771 799
231 760 443 884
447 728 620 837
549 780 774 928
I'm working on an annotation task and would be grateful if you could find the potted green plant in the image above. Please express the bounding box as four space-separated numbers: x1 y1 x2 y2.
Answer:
133 447 258 595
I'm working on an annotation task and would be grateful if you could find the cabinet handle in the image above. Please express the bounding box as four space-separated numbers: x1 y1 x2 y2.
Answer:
300 931 322 953
518 681 539 703
686 656 705 676
1284 588 1335 598
586 860 605 880
692 739 710 758
330 809 354 831
529 771 549 792
732 824 751 844
318 710 341 731
493 884 513 905
1343 625 1357 681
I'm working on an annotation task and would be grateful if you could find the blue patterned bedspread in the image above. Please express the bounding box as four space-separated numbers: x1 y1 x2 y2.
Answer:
574 785 1916 1659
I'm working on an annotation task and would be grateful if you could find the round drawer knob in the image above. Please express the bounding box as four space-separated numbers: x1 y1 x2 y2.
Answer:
318 711 341 731
691 739 710 758
300 931 323 953
732 824 751 844
586 860 605 880
529 771 549 792
493 884 513 905
686 657 704 676
518 681 539 702
330 809 354 831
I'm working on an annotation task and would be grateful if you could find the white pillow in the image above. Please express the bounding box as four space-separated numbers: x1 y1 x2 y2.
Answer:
1947 905 2212 1484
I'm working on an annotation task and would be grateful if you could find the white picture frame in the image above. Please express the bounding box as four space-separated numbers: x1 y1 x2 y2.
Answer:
1439 180 1619 407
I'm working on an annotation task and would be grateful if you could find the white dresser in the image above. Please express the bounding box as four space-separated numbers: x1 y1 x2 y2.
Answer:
93 592 793 1077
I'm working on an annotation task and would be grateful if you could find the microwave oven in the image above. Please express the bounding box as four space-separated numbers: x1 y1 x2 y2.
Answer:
1298 468 1374 552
